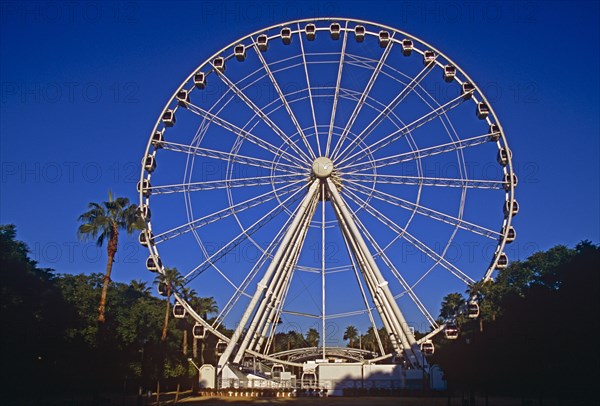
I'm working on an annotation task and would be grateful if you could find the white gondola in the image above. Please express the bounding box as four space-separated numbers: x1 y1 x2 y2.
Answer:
378 30 390 47
503 173 518 190
157 282 168 297
354 25 365 42
192 323 206 339
496 252 509 270
176 89 189 107
305 23 316 40
144 154 156 173
497 147 511 166
146 255 161 272
271 363 284 378
489 123 501 141
421 340 435 355
502 225 516 243
401 38 413 56
281 27 292 44
477 101 490 119
443 65 456 82
173 303 186 318
504 199 519 217
301 370 317 388
137 204 151 220
467 301 480 319
213 57 225 73
234 44 246 61
444 324 459 340
462 82 475 98
194 71 206 89
137 179 151 197
257 34 268 51
215 340 227 356
330 22 341 40
162 110 176 127
138 230 154 247
151 129 164 149
423 50 435 66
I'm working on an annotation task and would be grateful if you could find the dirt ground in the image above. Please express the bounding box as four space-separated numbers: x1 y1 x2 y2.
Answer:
176 395 592 406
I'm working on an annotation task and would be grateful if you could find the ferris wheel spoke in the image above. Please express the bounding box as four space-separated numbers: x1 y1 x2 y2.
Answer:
153 180 305 244
335 60 436 161
325 21 349 157
183 181 311 283
212 66 314 163
296 24 322 157
336 91 471 168
251 38 317 161
320 183 326 358
226 181 320 365
252 196 319 354
343 188 475 285
330 35 395 160
338 133 492 174
345 173 506 190
329 181 414 361
149 173 306 195
162 141 304 174
339 235 387 355
254 196 318 355
213 202 298 331
345 181 501 240
185 101 307 168
349 208 439 329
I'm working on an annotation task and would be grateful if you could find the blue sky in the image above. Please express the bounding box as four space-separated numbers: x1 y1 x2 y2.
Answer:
1 1 599 337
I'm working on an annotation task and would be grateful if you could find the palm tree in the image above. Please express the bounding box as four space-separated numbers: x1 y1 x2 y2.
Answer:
467 280 499 332
197 296 218 319
343 325 359 348
439 292 465 321
154 267 183 341
129 279 151 296
306 328 320 347
287 330 304 350
77 191 143 323
190 296 218 364
362 327 378 353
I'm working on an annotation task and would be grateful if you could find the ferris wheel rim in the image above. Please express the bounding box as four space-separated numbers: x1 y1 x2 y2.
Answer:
138 17 517 363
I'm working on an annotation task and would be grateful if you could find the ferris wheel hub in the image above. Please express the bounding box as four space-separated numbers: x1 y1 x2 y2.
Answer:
312 157 334 179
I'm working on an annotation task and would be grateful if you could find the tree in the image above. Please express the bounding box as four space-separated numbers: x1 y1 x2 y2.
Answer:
196 296 218 319
466 280 497 332
361 327 379 353
439 292 465 321
154 267 184 342
432 242 599 399
190 296 218 364
306 328 320 347
77 192 143 323
343 325 359 348
129 279 151 297
178 286 197 356
0 225 72 394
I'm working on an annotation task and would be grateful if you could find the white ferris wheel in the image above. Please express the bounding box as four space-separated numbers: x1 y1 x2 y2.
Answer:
138 18 517 374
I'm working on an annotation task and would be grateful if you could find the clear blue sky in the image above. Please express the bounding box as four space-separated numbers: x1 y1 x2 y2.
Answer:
1 1 599 334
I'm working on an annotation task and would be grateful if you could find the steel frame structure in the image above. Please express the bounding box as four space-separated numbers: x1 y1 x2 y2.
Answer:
138 18 517 376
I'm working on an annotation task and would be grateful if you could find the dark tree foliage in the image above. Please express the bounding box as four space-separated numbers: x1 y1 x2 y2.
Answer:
0 225 73 395
0 225 211 400
2 224 598 401
431 241 600 399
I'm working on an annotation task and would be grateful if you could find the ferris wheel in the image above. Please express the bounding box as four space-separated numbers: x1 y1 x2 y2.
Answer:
138 18 517 372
